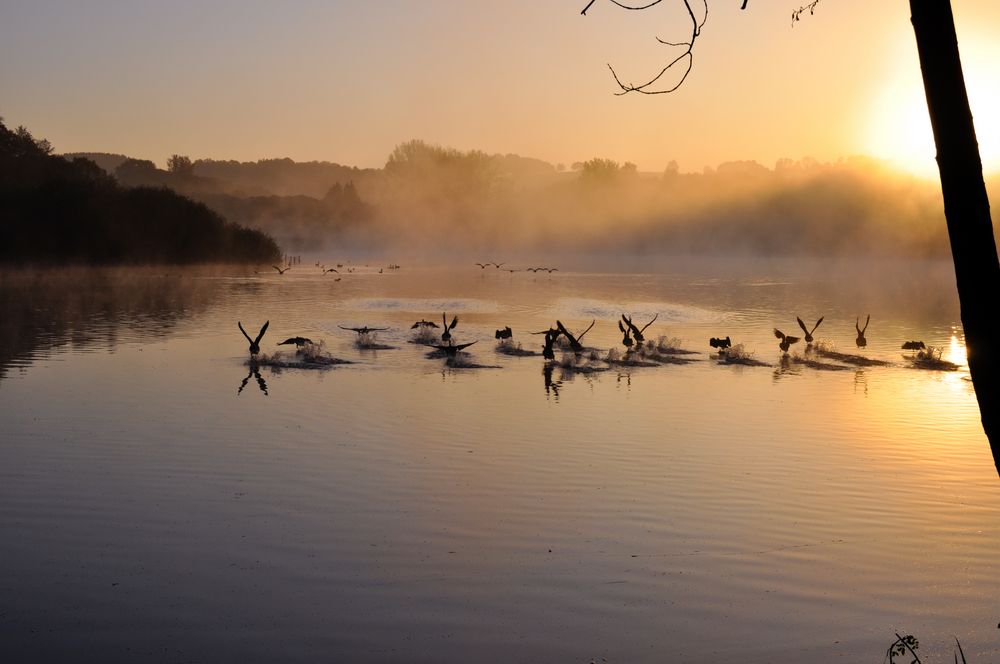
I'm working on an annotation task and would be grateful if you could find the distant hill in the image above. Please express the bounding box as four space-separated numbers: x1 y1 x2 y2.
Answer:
61 152 132 175
1 122 281 265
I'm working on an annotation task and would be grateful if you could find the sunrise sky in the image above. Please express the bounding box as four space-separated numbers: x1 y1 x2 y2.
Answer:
2 0 999 176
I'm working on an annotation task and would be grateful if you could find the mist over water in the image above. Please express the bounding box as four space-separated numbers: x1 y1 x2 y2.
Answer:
0 260 994 663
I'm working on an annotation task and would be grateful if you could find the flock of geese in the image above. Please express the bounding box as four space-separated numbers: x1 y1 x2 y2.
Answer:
237 310 927 366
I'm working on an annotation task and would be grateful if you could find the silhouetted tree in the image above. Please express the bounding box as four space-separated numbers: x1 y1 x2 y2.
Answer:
167 154 194 177
584 0 1000 470
0 120 281 265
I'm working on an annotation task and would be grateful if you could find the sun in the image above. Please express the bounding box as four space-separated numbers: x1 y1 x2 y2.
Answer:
865 37 1000 179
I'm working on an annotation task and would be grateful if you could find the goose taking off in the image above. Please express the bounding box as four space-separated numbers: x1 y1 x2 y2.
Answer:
323 267 339 274
541 328 561 360
618 320 634 349
238 320 270 356
556 319 595 355
272 265 290 274
902 340 926 350
278 336 313 347
339 325 390 335
796 316 824 343
441 313 459 341
411 319 440 329
709 336 732 350
495 326 513 340
622 313 658 344
856 315 870 348
430 341 478 358
773 328 801 354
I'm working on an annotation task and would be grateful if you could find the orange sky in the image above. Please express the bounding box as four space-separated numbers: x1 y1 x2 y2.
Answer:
1 1 998 175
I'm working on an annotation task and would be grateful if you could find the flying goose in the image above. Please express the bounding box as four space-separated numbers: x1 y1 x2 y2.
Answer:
339 325 389 335
431 341 478 358
796 316 824 343
272 265 290 274
238 320 270 356
441 313 459 341
556 319 595 355
278 336 313 347
856 315 870 348
622 313 657 344
773 328 801 353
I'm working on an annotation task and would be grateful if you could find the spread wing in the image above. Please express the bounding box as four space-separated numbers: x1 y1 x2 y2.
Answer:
812 316 824 334
254 321 269 345
577 319 596 341
449 316 458 331
774 328 785 340
238 321 253 344
639 313 658 333
797 317 809 336
785 336 801 345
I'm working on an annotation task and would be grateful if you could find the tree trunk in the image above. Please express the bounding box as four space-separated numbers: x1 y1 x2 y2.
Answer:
910 0 1000 473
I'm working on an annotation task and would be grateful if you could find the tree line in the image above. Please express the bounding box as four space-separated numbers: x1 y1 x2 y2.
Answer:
0 121 281 265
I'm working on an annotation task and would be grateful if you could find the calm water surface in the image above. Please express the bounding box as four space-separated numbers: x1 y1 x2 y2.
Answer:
1 260 997 663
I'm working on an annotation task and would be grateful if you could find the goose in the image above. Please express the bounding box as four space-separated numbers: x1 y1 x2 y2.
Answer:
491 262 505 269
272 265 290 274
475 263 489 269
773 328 801 354
541 328 561 360
430 341 477 358
323 267 339 274
238 320 269 356
278 336 313 347
339 325 390 335
709 336 732 350
902 340 926 350
622 313 657 344
618 320 634 348
556 319 595 354
856 315 870 348
495 326 513 340
441 313 459 341
411 319 440 329
796 316 824 343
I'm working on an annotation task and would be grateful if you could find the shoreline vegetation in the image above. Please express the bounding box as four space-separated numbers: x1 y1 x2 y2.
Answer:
67 140 1000 261
10 123 999 264
0 120 281 266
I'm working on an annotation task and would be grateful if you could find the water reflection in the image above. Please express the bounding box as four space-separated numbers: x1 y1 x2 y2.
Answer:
0 267 223 382
237 362 269 396
543 363 561 400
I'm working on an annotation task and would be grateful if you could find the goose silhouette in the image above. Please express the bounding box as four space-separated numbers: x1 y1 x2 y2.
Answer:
339 325 389 335
902 340 926 350
618 320 634 348
495 326 513 340
796 316 824 343
238 320 269 356
431 341 477 358
272 265 290 274
709 336 732 350
773 328 801 354
441 313 458 341
541 328 561 360
856 315 870 348
622 313 657 344
278 336 313 347
556 319 595 355
411 319 440 329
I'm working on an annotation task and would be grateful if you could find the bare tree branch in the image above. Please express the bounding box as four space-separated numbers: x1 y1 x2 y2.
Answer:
582 0 707 95
791 0 822 25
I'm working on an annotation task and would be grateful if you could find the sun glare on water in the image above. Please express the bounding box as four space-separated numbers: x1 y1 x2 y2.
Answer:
866 37 1000 179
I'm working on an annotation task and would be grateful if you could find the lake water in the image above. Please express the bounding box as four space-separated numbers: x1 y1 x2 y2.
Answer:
1 259 997 663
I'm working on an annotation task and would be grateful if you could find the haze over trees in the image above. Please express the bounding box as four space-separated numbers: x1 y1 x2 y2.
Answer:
71 137 999 261
0 120 280 265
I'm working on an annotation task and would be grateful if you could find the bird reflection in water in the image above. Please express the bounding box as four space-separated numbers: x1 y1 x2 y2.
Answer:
238 361 269 396
543 363 561 400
